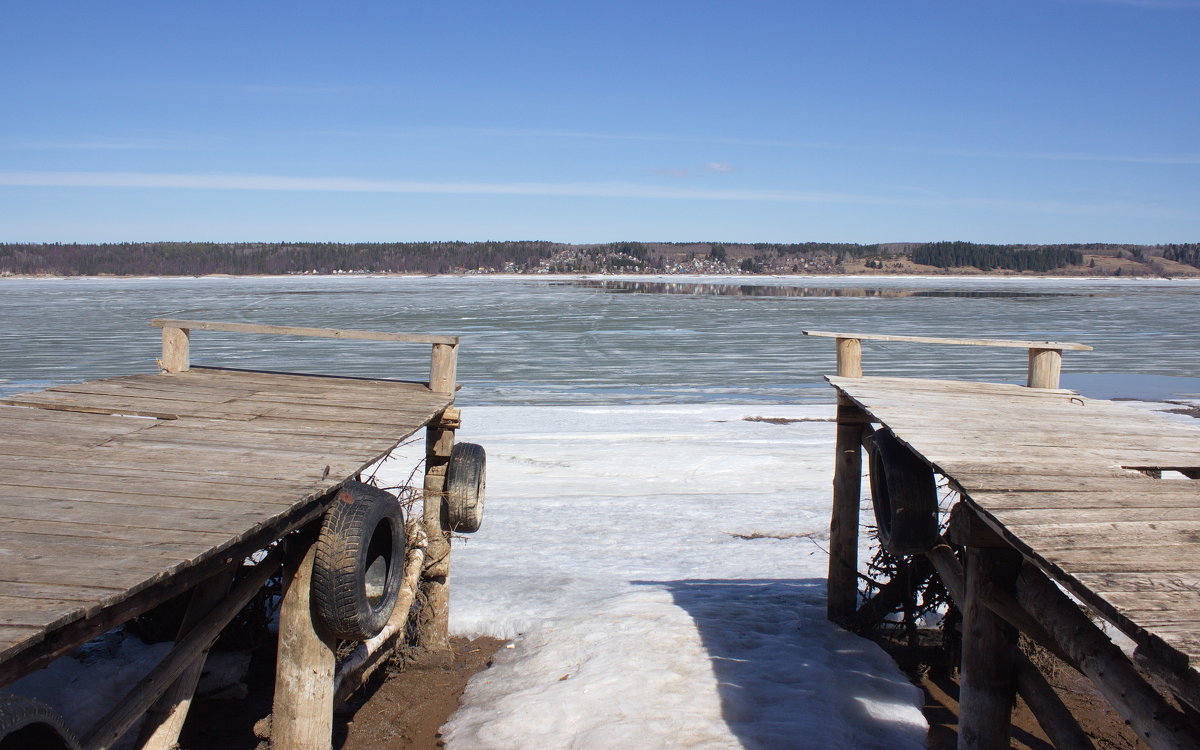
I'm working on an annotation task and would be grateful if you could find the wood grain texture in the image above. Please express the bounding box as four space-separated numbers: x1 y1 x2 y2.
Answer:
150 317 458 345
0 367 453 688
804 330 1092 350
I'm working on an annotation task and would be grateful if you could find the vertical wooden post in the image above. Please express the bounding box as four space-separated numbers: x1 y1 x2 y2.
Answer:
835 337 863 378
137 572 233 750
959 546 1022 750
160 326 190 373
1026 347 1062 389
828 398 867 624
272 534 337 750
828 339 866 624
429 342 458 395
416 413 455 659
417 340 458 659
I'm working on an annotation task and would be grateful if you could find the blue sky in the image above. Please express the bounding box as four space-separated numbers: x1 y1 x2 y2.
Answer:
1 0 1197 244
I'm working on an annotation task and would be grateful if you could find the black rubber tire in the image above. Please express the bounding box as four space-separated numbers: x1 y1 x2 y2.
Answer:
0 693 80 750
445 442 486 533
866 428 939 555
312 481 405 641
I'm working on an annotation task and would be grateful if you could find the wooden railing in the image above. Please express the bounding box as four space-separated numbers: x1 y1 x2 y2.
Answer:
150 318 460 395
802 330 1092 389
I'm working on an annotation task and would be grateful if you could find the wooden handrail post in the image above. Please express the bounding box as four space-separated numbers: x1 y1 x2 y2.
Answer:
160 325 190 373
1027 348 1063 389
835 337 863 378
429 342 458 395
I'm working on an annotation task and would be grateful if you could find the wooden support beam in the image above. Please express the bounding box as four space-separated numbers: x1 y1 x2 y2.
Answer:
272 533 337 750
1027 348 1063 389
80 552 280 750
1014 657 1095 750
1014 562 1200 750
136 570 234 750
159 326 190 373
958 546 1023 750
828 399 868 624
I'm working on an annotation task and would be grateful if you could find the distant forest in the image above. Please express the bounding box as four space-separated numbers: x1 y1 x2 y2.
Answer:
909 242 1083 272
2 240 1197 277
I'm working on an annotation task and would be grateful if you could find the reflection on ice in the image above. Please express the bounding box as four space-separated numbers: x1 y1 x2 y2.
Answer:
568 279 1084 298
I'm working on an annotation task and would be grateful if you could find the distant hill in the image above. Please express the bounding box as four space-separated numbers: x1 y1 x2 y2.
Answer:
2 241 1198 278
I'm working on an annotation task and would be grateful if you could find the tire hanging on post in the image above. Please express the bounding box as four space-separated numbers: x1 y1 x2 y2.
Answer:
312 481 406 641
865 427 939 555
445 442 486 533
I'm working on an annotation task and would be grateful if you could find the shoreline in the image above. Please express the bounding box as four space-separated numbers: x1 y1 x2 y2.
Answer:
2 271 1198 282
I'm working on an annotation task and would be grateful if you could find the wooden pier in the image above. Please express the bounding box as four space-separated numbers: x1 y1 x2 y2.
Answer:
809 331 1200 750
0 320 472 749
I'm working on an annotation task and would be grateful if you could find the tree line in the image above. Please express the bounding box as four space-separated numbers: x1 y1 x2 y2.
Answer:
1 240 1194 276
909 242 1084 272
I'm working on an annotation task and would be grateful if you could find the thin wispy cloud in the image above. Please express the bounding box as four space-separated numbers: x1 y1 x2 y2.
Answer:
646 168 698 178
241 84 364 95
0 170 1183 219
646 163 741 179
0 137 185 151
295 126 1200 167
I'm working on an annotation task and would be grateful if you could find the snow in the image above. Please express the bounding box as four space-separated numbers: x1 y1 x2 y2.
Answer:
375 404 928 749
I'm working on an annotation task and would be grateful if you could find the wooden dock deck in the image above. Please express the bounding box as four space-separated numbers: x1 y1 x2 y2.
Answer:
0 319 469 749
810 331 1200 749
0 367 451 682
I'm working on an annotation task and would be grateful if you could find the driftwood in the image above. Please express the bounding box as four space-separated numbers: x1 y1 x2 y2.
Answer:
333 522 429 703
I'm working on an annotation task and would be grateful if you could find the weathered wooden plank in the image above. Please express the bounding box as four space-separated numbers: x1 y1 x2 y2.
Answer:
809 331 1092 350
0 581 125 602
0 597 89 629
993 507 1200 524
1079 573 1200 595
1005 521 1200 550
0 626 43 662
0 517 237 546
1038 548 1200 573
962 479 1192 496
0 485 306 519
0 460 322 495
150 317 459 345
0 405 157 426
